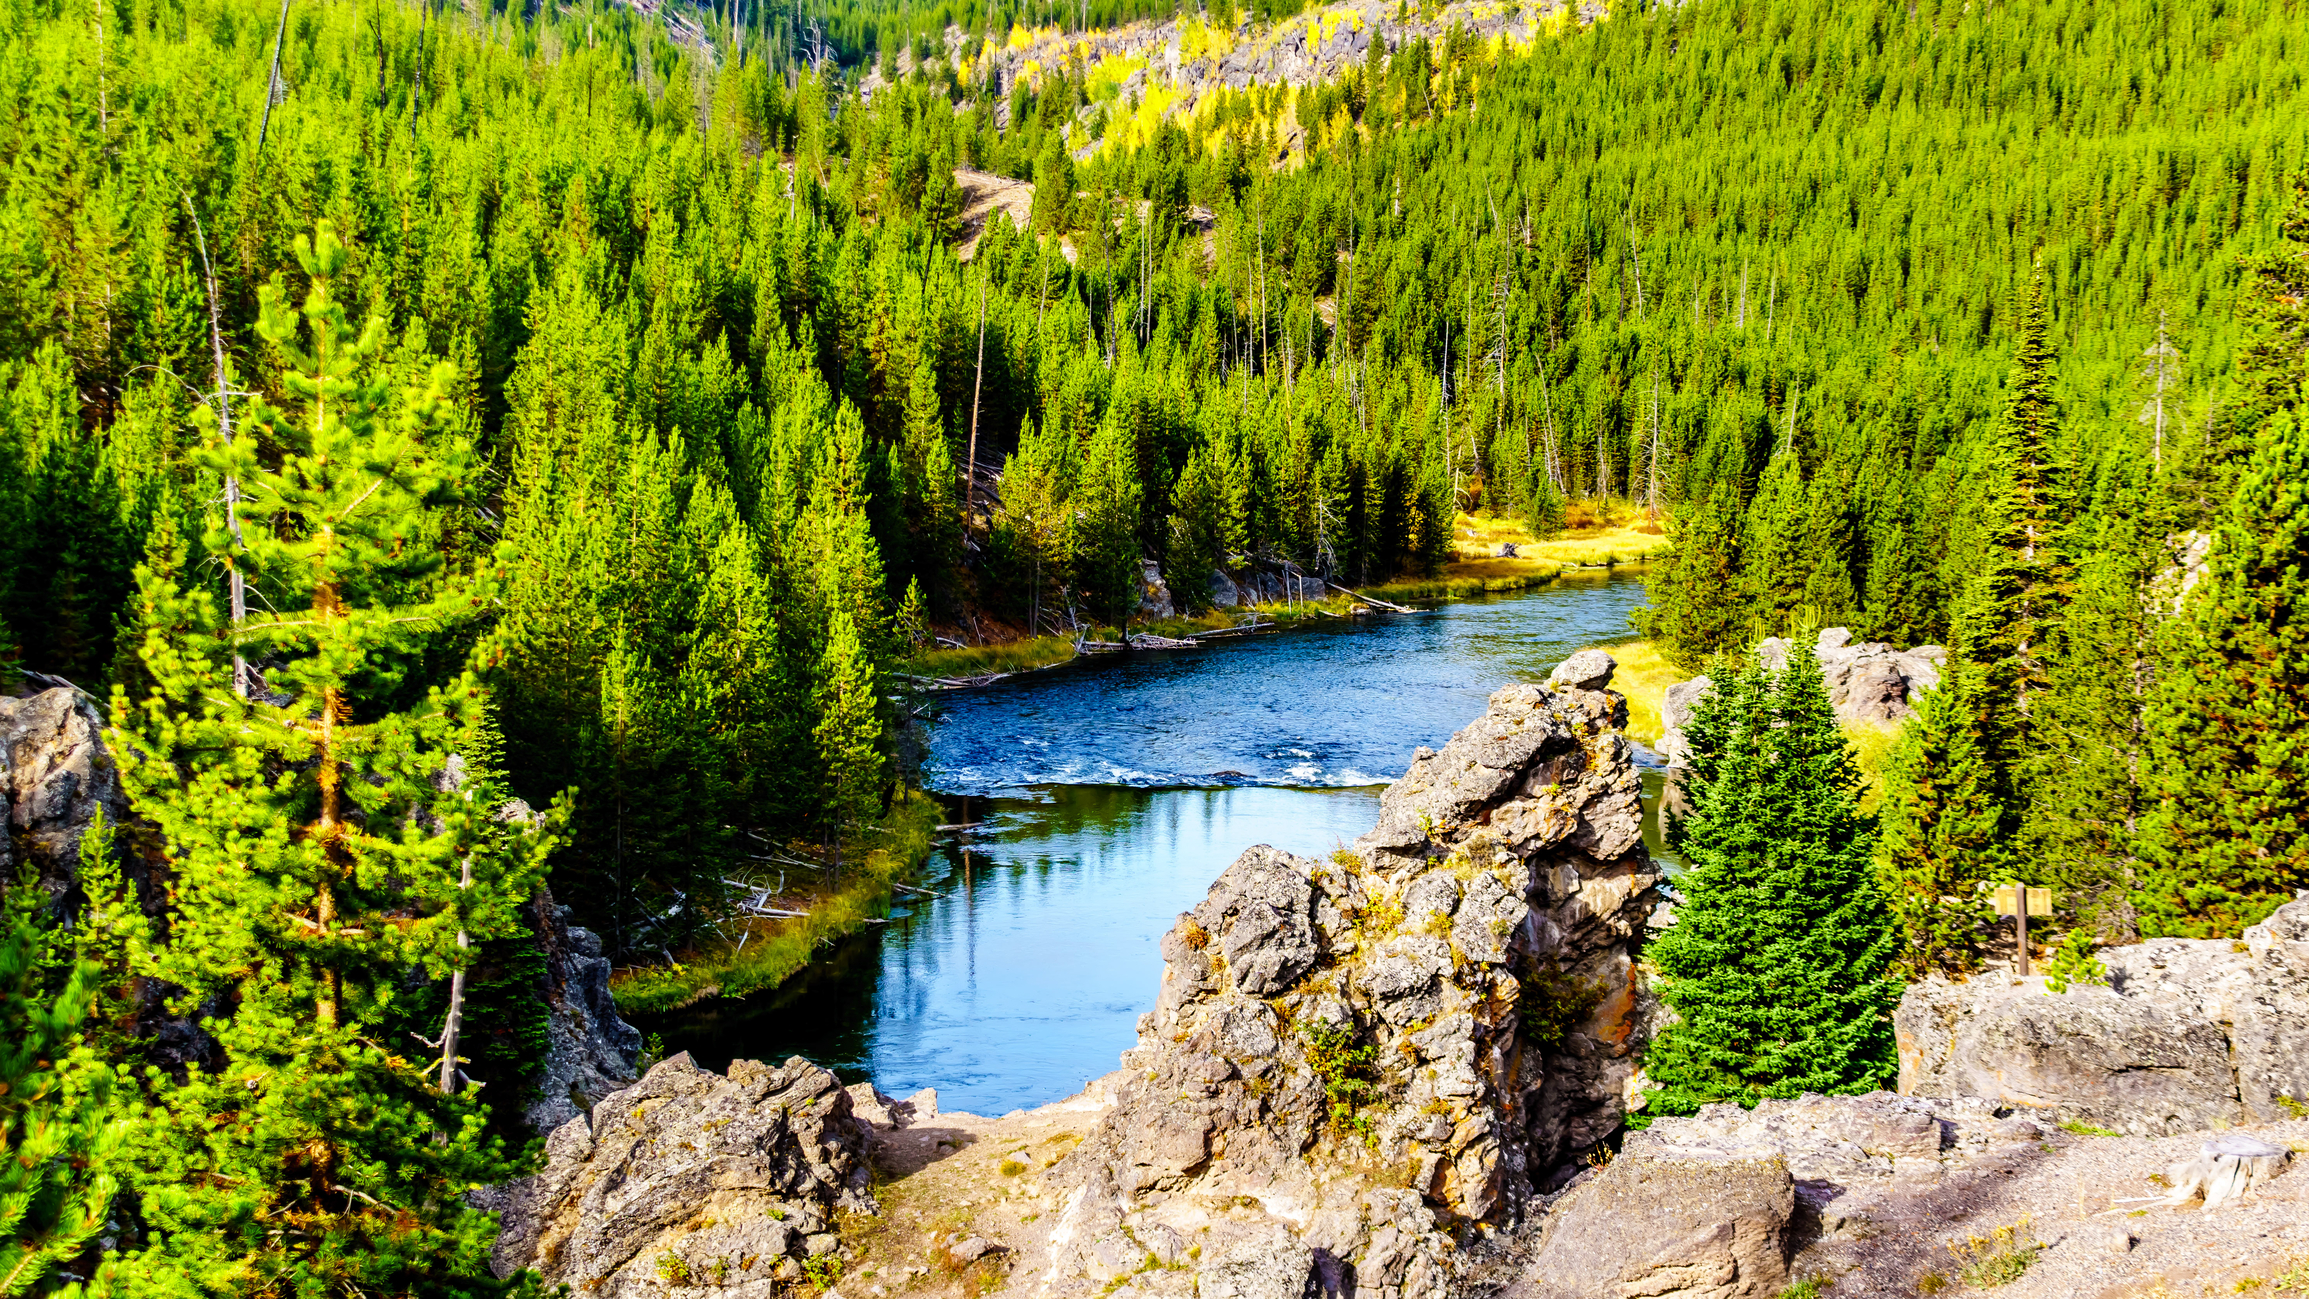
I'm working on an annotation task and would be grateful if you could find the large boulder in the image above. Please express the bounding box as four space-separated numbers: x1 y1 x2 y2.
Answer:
485 1053 875 1296
1509 1149 1796 1299
1041 656 1664 1299
1895 898 2309 1131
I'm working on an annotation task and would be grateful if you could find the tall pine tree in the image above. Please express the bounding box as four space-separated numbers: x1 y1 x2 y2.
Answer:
109 224 560 1297
1645 643 1901 1114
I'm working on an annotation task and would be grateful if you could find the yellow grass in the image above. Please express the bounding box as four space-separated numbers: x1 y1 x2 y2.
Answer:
902 636 1078 680
1598 638 1680 749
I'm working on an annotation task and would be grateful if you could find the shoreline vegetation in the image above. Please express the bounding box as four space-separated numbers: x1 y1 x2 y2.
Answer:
903 510 1671 685
610 790 945 1015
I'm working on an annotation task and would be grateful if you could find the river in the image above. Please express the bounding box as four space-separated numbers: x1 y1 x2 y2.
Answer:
648 571 1663 1114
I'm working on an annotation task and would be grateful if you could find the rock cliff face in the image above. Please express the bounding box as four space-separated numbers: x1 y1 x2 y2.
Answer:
528 889 644 1133
485 1053 875 1296
1037 652 1664 1299
1895 898 2309 1133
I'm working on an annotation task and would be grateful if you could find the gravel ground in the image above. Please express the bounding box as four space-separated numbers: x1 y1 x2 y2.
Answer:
1793 1118 2309 1297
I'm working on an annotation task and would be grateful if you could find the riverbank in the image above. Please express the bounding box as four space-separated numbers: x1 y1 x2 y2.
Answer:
609 789 944 1015
902 515 1669 685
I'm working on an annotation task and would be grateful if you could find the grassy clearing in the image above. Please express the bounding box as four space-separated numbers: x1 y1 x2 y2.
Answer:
611 789 943 1015
1600 638 1681 749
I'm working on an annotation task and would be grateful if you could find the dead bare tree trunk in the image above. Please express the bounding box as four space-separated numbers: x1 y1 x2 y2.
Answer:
437 853 472 1092
183 195 250 701
968 280 986 523
258 0 292 148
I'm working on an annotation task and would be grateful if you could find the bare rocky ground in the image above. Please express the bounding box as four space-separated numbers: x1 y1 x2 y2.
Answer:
1786 1119 2309 1297
831 1082 1117 1299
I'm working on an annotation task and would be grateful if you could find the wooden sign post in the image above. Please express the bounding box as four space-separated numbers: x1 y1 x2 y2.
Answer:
1994 884 2053 976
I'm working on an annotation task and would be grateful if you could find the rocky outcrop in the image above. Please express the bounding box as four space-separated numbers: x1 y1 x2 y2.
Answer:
1 687 133 904
1656 628 1942 765
528 889 643 1133
485 1053 875 1296
1037 652 1663 1299
1895 897 2309 1133
1502 1088 2308 1297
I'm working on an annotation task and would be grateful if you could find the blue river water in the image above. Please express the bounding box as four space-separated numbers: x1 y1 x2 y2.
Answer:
645 571 1660 1114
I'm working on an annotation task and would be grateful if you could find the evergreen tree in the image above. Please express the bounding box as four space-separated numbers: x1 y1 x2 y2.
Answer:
1167 442 1238 612
813 604 883 879
1070 421 1144 625
1645 644 1900 1114
2134 405 2309 937
108 225 559 1296
2022 460 2157 932
1958 267 2069 776
0 891 121 1296
1641 486 1744 670
1873 663 2002 973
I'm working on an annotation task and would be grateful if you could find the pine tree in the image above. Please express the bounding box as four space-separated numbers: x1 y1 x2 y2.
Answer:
0 890 121 1296
1645 643 1900 1114
1873 662 2002 973
2134 406 2309 937
813 604 883 881
2022 459 2156 932
108 224 560 1297
1640 486 1744 670
1959 266 2068 774
1166 442 1237 613
1070 421 1144 626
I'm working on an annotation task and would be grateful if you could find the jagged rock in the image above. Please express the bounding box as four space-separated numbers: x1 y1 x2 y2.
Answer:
1895 898 2309 1131
485 1053 875 1296
0 687 133 904
528 890 643 1133
1508 1150 1796 1299
1042 656 1663 1298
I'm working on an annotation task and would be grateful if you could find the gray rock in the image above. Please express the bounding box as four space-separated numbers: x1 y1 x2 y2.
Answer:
1198 1230 1313 1299
1898 979 2240 1134
1546 648 1616 692
1139 559 1175 620
1047 655 1664 1297
1658 630 1946 758
1897 900 2309 1129
1509 1151 1795 1299
1194 846 1322 996
527 893 642 1133
0 688 132 904
487 1053 874 1295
